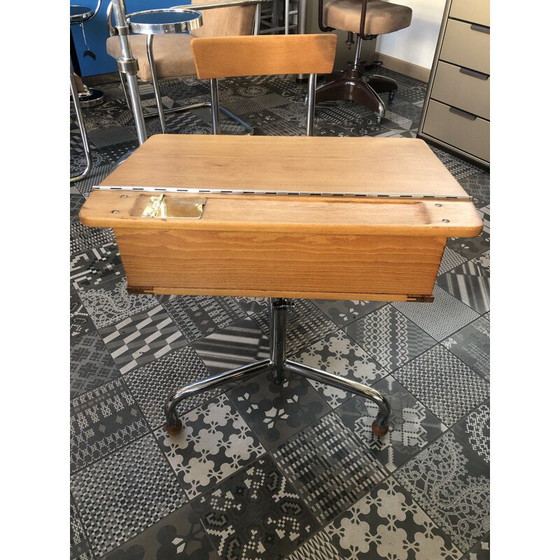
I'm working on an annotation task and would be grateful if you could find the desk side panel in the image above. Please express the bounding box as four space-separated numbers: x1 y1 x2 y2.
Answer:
114 229 446 301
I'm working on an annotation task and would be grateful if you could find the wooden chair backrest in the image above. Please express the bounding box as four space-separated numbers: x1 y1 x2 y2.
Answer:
191 33 337 79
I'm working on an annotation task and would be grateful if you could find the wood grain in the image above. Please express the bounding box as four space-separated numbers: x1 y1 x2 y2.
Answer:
191 34 337 78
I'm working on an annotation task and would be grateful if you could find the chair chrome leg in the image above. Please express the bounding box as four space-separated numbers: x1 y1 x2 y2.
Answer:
164 359 271 434
285 360 391 435
70 68 92 183
163 297 391 438
146 33 167 133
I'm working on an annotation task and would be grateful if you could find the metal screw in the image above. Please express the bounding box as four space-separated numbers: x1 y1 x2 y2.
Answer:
435 203 443 207
120 194 128 199
112 210 119 214
442 218 450 223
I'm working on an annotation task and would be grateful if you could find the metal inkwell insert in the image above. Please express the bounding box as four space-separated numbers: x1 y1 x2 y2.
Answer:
141 194 206 219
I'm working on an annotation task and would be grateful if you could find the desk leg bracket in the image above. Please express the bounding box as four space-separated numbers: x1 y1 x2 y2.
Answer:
164 298 391 438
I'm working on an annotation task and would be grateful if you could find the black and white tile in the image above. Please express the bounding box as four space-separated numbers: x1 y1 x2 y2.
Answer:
124 344 216 429
345 304 437 372
156 393 266 500
287 476 463 560
71 377 149 473
394 430 490 553
442 315 490 380
336 374 447 472
192 454 318 560
227 368 331 450
71 434 187 558
99 305 188 374
271 412 388 524
394 344 490 426
292 329 388 408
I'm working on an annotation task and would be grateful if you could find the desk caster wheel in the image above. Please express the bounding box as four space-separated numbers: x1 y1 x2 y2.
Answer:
372 420 389 437
164 418 183 435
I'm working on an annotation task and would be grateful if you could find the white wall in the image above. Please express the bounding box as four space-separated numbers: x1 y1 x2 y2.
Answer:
377 0 447 70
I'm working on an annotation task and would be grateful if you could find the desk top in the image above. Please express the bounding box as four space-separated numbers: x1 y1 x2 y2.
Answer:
97 134 470 197
81 134 482 238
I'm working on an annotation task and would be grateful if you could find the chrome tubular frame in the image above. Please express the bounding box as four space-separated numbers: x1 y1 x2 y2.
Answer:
112 0 147 144
164 298 391 437
70 69 92 182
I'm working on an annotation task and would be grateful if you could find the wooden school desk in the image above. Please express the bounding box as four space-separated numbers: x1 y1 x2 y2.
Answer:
79 134 483 436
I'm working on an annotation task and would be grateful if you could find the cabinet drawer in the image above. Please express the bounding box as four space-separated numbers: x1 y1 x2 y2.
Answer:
422 100 489 163
431 61 490 120
440 19 490 74
450 0 489 27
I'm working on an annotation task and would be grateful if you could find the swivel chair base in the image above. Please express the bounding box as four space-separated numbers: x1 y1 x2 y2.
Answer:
316 64 397 126
164 298 391 438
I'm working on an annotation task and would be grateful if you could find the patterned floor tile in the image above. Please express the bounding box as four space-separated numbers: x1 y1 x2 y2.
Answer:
190 316 270 375
72 162 120 197
70 331 120 398
232 296 269 316
457 170 490 206
70 221 116 255
394 431 490 553
71 288 95 340
71 434 187 558
162 295 246 343
442 315 490 380
156 393 265 501
71 193 85 223
227 368 331 450
460 533 490 560
452 401 490 465
253 299 338 356
124 344 216 429
447 228 489 260
70 242 124 291
78 277 159 329
394 345 489 426
286 476 463 560
393 285 481 341
71 497 94 560
292 329 388 408
438 246 468 275
437 258 490 314
99 305 188 375
271 413 388 524
103 502 219 560
336 375 447 472
192 454 319 560
71 378 149 473
345 304 437 372
312 299 386 327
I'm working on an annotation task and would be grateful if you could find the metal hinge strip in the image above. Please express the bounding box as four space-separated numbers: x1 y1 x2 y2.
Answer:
94 185 472 201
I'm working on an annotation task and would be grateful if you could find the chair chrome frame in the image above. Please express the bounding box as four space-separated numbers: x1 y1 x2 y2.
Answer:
70 69 92 183
165 298 391 437
107 0 267 135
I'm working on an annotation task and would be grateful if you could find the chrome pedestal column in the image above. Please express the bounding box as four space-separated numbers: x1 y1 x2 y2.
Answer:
164 298 391 437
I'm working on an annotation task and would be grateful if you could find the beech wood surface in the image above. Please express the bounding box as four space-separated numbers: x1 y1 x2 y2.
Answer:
79 134 483 300
191 34 337 78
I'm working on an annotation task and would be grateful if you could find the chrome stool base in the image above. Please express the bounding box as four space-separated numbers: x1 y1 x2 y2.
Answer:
164 298 390 438
78 87 105 108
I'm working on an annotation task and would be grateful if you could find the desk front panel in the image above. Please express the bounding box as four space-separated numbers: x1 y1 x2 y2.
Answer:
114 228 446 301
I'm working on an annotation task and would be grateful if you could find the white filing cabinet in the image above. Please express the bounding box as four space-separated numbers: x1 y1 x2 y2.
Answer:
418 0 490 166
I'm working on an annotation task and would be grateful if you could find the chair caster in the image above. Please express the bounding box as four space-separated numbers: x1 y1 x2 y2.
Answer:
164 418 183 435
372 420 389 437
388 90 396 103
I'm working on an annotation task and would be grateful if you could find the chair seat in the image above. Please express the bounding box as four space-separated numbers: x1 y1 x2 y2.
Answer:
325 0 412 35
106 33 196 82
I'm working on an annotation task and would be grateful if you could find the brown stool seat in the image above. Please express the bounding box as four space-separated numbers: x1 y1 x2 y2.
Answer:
107 34 197 82
325 0 412 35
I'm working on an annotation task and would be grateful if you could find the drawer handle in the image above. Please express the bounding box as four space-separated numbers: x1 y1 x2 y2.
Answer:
459 67 489 80
470 23 490 34
449 106 477 120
